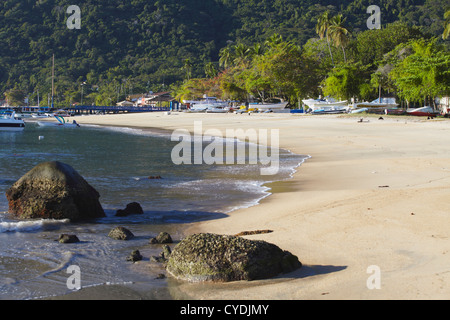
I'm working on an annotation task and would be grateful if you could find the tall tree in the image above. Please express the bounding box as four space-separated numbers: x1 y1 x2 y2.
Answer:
219 47 233 69
316 11 335 67
389 39 450 105
444 10 450 40
182 59 192 81
328 14 351 63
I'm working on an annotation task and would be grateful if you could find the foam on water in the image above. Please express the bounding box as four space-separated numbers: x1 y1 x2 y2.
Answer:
0 219 69 233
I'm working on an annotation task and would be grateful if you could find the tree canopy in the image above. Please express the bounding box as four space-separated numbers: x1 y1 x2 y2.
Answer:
0 0 448 107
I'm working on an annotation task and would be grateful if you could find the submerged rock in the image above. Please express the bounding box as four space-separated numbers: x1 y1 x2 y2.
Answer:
166 233 301 282
115 202 144 217
5 161 105 221
58 234 80 244
108 226 134 240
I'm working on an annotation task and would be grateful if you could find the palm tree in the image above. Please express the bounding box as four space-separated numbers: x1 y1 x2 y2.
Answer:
204 62 217 78
233 43 251 65
328 14 351 63
264 33 283 49
250 43 265 57
316 11 335 66
182 59 192 81
443 10 450 40
219 47 233 69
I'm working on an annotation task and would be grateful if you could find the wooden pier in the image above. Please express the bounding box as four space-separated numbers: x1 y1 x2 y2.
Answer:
67 105 170 115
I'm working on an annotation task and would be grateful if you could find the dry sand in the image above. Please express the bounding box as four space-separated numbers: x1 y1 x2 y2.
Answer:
72 111 450 300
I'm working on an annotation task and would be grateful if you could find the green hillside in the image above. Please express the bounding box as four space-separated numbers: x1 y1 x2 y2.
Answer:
0 0 448 106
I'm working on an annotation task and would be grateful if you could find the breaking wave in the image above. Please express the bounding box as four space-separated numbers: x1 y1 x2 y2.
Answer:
0 219 69 233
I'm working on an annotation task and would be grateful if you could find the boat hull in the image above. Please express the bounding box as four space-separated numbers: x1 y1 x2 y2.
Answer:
406 107 440 117
0 125 25 131
0 112 26 131
252 102 288 111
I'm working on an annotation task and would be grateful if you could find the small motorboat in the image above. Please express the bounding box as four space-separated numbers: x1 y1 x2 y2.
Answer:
0 112 25 131
37 115 80 128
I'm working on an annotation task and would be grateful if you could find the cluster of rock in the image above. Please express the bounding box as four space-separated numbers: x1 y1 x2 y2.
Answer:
5 162 302 283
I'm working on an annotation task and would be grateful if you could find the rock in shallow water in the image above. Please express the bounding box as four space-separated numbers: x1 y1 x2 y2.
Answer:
58 234 80 244
5 161 105 221
166 233 302 282
108 226 134 240
115 202 144 217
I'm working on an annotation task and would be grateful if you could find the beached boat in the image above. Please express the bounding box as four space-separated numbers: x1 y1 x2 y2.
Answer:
353 97 399 109
250 101 289 111
303 97 348 112
0 112 25 131
406 106 440 117
205 106 230 113
350 107 369 114
37 116 80 128
311 108 348 114
184 96 228 113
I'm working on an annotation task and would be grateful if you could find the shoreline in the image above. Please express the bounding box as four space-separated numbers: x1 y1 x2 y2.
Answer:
58 112 450 299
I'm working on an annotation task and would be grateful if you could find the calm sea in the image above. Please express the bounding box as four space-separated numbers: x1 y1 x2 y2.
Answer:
0 120 307 299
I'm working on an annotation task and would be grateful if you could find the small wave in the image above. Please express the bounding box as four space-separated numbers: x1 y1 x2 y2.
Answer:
0 219 69 233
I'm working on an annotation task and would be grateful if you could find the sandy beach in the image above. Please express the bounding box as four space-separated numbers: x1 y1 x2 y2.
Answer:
71 111 450 300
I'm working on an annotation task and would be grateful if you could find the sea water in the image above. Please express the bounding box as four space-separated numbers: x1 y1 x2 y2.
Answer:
0 121 308 299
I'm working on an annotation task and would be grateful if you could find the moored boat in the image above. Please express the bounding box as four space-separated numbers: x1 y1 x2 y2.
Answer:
37 116 80 128
0 112 25 131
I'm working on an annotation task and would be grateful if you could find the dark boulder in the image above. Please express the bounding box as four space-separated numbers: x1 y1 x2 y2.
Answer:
108 226 134 240
166 233 302 282
126 250 143 262
5 161 105 221
115 202 144 217
149 231 173 244
58 234 80 244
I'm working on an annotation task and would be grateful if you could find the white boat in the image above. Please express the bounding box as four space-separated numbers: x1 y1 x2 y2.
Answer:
184 96 228 113
0 112 26 131
311 108 348 114
303 97 348 112
353 97 398 109
37 116 80 128
250 101 288 111
205 106 230 113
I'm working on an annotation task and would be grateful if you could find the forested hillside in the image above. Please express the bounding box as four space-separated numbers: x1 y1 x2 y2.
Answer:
0 0 448 106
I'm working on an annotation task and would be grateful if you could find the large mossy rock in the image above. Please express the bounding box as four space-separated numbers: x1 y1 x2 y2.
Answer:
166 233 302 282
6 161 105 221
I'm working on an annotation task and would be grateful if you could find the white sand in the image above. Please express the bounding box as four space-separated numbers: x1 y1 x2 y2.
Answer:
73 112 450 299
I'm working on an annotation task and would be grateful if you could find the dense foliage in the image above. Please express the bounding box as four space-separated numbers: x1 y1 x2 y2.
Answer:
0 0 449 107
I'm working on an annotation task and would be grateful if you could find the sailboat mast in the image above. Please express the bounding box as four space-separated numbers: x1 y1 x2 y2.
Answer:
51 54 55 109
